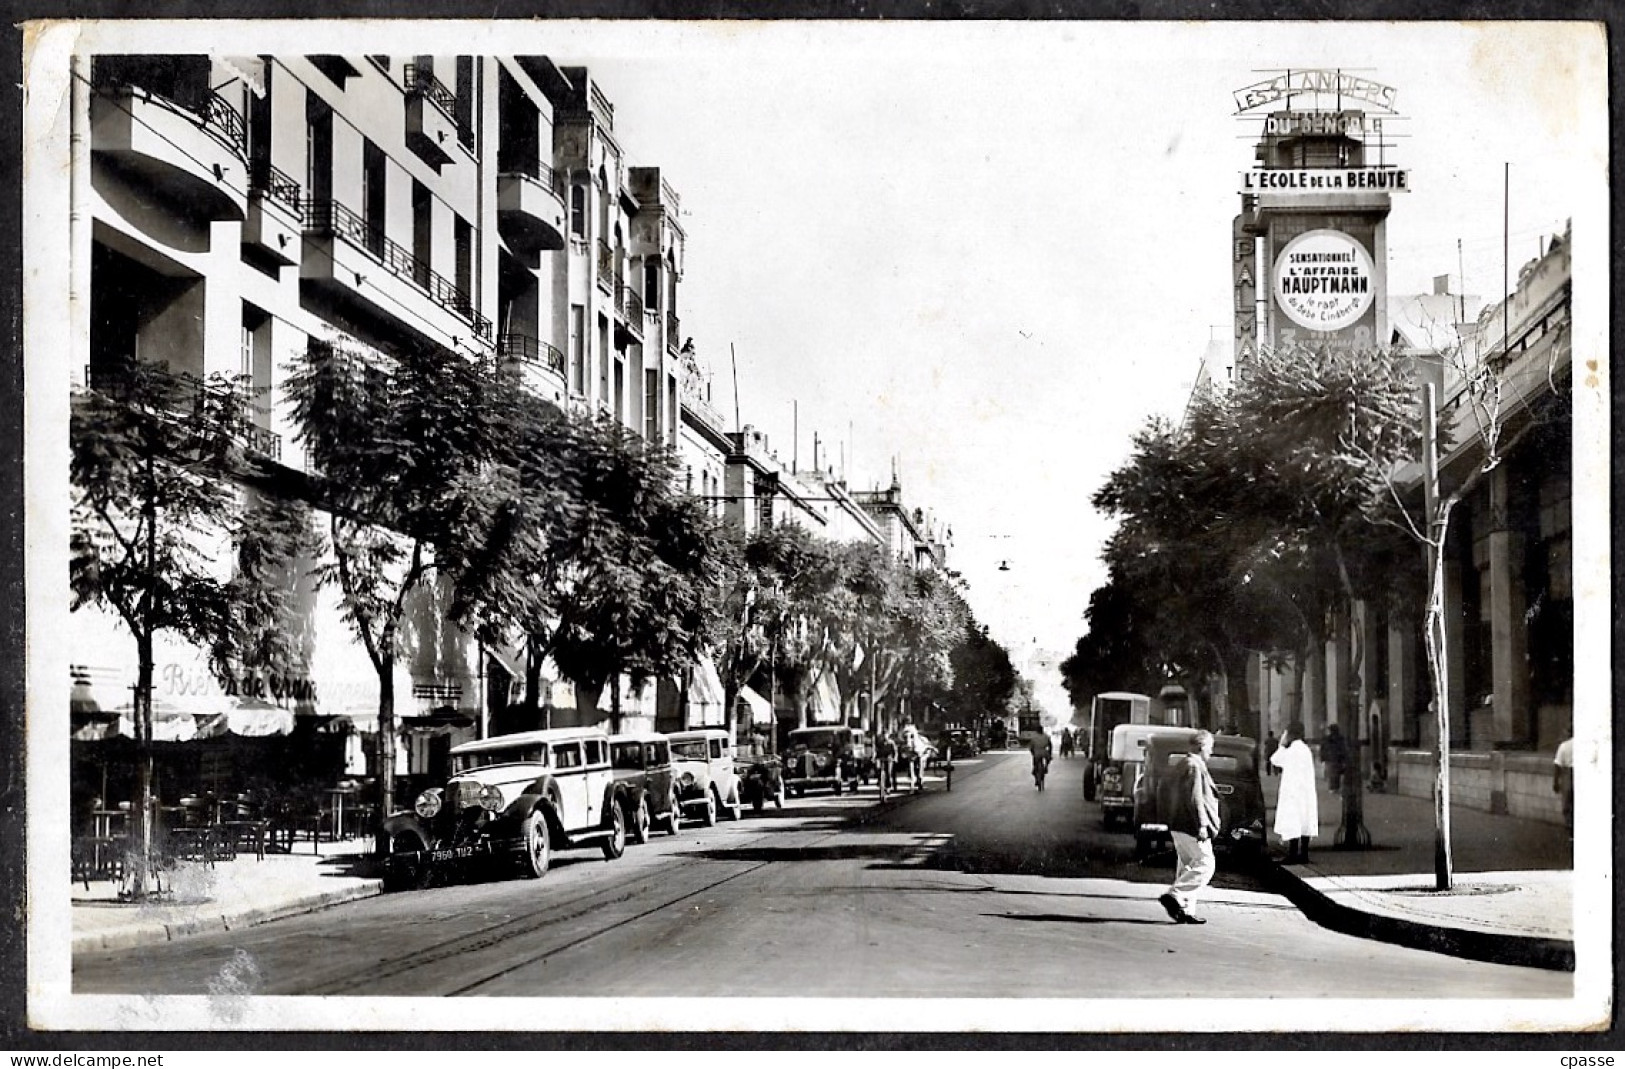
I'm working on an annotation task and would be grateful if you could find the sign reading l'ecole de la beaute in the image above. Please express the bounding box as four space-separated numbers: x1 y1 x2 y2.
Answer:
1241 168 1409 193
1273 228 1375 332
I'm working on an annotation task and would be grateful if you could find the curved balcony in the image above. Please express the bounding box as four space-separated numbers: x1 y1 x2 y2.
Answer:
91 84 247 222
497 331 568 389
496 157 566 253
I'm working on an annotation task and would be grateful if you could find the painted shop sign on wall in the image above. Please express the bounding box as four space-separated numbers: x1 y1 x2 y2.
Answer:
1273 229 1375 332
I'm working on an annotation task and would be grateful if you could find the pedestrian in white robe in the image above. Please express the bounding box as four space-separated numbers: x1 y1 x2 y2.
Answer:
1270 721 1318 863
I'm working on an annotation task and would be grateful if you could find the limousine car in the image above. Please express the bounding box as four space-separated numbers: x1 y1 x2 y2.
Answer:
378 727 630 890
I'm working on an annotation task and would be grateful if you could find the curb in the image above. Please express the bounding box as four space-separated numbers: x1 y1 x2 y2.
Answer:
1266 863 1575 973
72 880 385 956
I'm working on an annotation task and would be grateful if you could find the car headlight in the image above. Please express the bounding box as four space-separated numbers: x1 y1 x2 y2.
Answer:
414 789 443 820
479 785 504 812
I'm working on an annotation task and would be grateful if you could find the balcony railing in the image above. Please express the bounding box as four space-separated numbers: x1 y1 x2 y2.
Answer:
203 91 247 155
403 63 472 146
82 363 282 460
597 240 614 289
304 197 493 341
624 287 645 325
499 153 560 194
589 82 615 128
94 74 247 159
498 333 567 379
249 161 304 220
666 311 681 351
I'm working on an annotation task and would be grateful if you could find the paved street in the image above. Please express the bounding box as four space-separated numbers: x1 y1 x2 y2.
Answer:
73 752 1569 999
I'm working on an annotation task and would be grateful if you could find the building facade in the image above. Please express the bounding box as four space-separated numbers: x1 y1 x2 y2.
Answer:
69 53 698 780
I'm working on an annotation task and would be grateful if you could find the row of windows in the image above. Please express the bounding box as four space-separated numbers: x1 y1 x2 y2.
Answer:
452 737 609 772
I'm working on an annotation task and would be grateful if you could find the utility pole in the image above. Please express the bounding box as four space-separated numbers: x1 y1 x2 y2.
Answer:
1424 383 1453 890
730 342 741 434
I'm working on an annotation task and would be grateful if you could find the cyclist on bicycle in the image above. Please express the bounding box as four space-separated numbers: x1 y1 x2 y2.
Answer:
1029 729 1054 788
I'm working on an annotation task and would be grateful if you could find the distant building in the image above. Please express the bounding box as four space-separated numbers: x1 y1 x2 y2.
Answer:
850 480 950 572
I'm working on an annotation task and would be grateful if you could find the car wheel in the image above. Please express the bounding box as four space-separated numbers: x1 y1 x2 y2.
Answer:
725 787 742 821
665 790 681 834
773 782 786 809
630 797 651 845
752 789 765 814
519 811 551 879
832 778 842 796
601 799 627 859
1083 765 1097 801
701 788 718 827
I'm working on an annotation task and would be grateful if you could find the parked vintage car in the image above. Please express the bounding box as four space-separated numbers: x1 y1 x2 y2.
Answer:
1098 723 1197 830
608 732 680 842
783 725 862 796
668 729 744 825
1131 730 1266 863
377 727 629 890
937 729 980 759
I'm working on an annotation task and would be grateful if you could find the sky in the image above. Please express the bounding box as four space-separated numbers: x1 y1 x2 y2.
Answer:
55 19 1609 716
562 21 1606 703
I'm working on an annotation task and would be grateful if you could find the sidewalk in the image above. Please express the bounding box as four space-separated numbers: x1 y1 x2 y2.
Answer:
1261 772 1574 972
72 838 382 955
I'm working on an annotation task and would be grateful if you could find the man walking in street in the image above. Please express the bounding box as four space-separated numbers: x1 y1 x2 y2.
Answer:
1158 730 1221 925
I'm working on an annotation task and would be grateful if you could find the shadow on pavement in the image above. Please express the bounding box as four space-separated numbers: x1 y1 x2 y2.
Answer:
318 853 379 879
951 842 1267 892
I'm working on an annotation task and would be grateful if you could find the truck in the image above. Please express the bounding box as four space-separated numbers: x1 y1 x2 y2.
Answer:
1081 692 1151 801
1085 682 1202 799
1083 686 1199 801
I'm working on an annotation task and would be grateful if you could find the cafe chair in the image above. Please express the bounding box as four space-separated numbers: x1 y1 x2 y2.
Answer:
220 793 270 861
268 795 324 855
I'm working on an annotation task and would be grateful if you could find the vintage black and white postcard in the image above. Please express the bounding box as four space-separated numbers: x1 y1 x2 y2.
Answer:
19 17 1612 1036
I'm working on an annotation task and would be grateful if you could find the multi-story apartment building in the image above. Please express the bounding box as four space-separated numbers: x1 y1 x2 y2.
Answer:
67 49 961 790
67 53 695 784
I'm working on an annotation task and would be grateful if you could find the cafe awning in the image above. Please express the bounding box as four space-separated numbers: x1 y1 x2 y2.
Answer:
192 696 297 739
687 654 725 725
809 671 842 725
735 684 772 726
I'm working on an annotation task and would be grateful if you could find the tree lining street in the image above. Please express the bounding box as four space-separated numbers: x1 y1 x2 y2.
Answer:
74 752 1568 1001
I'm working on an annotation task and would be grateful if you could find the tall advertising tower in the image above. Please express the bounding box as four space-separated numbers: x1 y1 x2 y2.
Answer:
1232 70 1408 366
